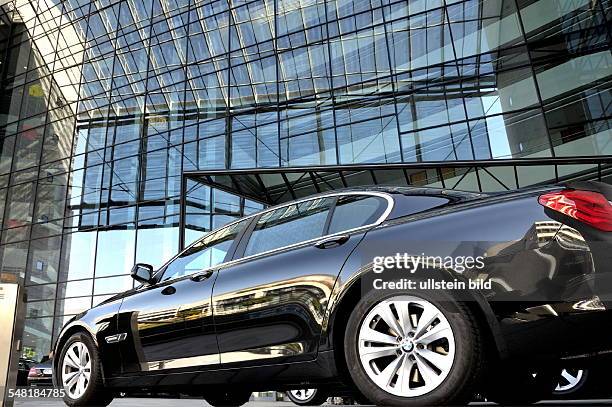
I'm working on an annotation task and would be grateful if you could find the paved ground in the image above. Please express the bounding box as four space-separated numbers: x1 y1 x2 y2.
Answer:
11 398 612 406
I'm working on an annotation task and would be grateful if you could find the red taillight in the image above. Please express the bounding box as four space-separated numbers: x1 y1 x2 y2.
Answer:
539 189 612 232
28 367 37 377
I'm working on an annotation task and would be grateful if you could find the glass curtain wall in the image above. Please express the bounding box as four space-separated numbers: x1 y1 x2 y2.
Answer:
0 0 610 361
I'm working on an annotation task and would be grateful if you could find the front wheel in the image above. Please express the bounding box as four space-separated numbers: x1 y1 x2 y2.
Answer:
286 388 329 405
344 290 485 406
58 332 113 407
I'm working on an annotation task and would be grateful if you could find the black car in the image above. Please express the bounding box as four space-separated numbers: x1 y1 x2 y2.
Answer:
52 182 612 406
17 358 36 386
27 359 53 387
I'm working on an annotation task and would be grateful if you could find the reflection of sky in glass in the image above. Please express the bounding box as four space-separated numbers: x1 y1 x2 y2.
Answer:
136 226 179 269
94 229 136 277
63 232 97 281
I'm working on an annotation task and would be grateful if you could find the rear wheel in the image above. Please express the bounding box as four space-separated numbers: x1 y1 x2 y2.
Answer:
205 390 251 406
58 332 113 407
344 290 484 406
286 388 329 405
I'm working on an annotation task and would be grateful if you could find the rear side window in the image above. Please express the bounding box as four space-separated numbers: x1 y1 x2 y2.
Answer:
244 197 335 257
328 195 388 234
390 195 450 218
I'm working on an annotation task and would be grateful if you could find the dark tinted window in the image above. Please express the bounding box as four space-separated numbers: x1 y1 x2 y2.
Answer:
328 195 387 234
161 219 249 281
390 195 450 218
244 197 334 257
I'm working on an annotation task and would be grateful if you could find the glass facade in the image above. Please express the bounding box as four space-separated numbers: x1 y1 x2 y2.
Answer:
0 0 610 362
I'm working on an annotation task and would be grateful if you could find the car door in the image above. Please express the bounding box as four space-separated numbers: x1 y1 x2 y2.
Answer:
116 219 251 373
211 193 392 367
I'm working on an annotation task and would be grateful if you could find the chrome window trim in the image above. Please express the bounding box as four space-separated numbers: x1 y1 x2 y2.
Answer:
233 191 394 266
155 191 394 285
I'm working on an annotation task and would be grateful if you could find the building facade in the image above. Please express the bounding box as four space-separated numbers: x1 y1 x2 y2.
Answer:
0 0 610 362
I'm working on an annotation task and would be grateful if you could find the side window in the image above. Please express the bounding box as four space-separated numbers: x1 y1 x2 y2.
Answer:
244 197 335 257
161 219 249 281
391 195 450 217
328 195 387 234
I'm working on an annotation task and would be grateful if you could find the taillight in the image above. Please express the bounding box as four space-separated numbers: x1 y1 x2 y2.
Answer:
539 189 612 232
28 367 37 377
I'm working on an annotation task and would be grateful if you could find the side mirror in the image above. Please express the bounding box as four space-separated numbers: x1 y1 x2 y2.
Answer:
131 263 154 285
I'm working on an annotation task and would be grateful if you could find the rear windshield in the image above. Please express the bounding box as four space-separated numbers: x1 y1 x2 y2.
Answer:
387 190 484 219
388 196 451 218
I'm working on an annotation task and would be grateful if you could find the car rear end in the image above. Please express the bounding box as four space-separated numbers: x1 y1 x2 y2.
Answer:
538 181 612 299
468 181 612 361
26 361 54 387
357 182 612 362
532 181 612 361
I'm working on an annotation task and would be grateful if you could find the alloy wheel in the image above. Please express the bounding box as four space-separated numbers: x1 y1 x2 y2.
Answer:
554 369 585 393
61 341 91 399
357 295 456 397
289 389 316 401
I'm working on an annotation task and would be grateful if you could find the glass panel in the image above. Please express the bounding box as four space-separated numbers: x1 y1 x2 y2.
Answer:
244 197 334 257
135 225 179 270
57 279 94 299
517 165 556 187
557 164 598 180
22 317 53 362
93 275 133 296
26 300 54 318
26 236 61 285
161 218 249 281
372 169 409 186
337 116 401 164
329 195 386 234
25 283 56 302
0 241 29 279
477 167 517 191
547 87 612 157
59 232 97 281
94 227 136 277
55 297 92 316
244 199 265 215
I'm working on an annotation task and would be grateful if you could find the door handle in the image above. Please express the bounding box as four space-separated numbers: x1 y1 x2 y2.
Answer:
314 234 349 249
191 270 214 282
161 286 176 295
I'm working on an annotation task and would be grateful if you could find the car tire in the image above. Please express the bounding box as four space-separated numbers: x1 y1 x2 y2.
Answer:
205 390 251 406
286 388 329 405
351 391 372 405
344 289 484 406
58 332 113 407
485 367 555 405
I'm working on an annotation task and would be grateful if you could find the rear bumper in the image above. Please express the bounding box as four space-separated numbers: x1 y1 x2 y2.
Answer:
27 376 53 386
497 298 612 364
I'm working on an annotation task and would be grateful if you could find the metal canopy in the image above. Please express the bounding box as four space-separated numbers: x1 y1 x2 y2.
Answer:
183 157 612 206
